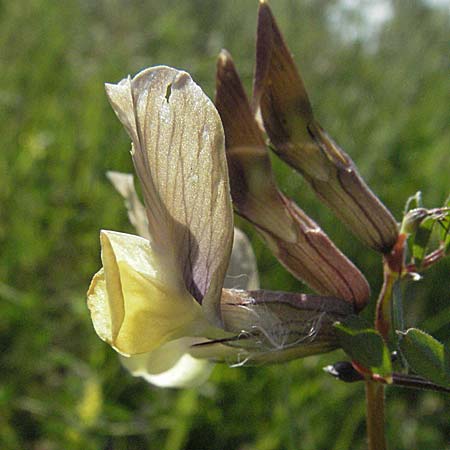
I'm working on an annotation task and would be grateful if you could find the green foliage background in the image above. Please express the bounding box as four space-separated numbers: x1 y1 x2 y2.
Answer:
1 0 449 448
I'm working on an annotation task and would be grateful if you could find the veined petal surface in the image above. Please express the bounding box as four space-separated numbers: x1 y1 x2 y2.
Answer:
105 66 233 326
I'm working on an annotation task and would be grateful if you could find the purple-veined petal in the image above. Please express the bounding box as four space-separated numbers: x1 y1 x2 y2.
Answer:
105 67 234 326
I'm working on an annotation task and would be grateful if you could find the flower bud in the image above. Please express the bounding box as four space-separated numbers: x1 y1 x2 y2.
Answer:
401 207 428 234
215 50 370 310
253 1 398 253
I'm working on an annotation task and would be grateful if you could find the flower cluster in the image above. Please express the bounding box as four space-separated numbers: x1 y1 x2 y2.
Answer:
87 1 397 388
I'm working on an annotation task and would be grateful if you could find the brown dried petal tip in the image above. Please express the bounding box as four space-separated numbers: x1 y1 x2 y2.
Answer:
254 1 398 253
215 50 370 310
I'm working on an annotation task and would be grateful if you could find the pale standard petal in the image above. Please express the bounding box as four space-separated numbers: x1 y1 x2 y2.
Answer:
87 230 211 355
105 67 233 326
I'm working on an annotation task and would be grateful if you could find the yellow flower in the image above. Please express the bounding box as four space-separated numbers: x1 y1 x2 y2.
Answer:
88 230 215 356
92 170 259 388
87 66 241 387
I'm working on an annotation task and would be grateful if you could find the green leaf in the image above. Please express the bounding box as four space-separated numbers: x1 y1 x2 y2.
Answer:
444 193 450 208
334 316 392 378
398 328 450 387
392 279 404 334
438 197 450 253
413 216 435 267
439 216 450 253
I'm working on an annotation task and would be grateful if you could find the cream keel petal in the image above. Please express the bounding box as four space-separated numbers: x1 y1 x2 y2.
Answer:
120 338 214 388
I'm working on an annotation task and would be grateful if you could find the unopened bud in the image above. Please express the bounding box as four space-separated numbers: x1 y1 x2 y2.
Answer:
253 1 398 253
215 50 370 310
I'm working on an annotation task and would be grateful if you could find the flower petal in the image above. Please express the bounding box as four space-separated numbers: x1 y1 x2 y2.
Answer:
119 338 214 388
106 171 259 289
87 230 210 355
106 171 149 239
105 67 233 326
106 172 257 291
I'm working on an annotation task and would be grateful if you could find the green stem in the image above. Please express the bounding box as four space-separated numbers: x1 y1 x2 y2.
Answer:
375 234 405 340
368 234 406 449
365 380 387 450
375 265 396 340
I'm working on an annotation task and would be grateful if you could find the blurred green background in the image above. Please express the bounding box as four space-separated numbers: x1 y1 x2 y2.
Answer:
1 0 449 448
